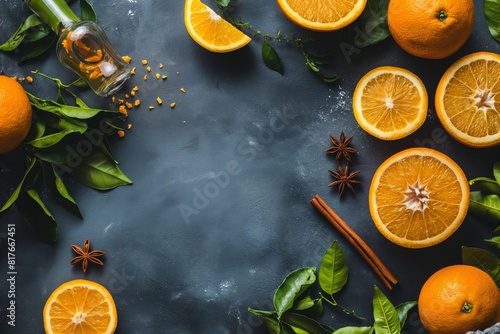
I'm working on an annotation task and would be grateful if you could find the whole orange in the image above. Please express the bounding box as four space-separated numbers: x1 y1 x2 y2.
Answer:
418 265 500 334
387 0 475 59
0 76 32 154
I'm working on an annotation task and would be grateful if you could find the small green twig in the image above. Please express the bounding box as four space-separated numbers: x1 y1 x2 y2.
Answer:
320 293 364 320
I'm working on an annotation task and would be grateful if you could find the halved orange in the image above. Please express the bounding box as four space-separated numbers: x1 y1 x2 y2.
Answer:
353 66 428 140
276 0 368 31
184 0 251 52
43 279 117 334
369 147 469 248
435 51 500 147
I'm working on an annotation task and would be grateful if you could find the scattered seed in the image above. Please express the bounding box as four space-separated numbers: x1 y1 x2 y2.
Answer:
149 106 155 110
162 75 167 80
155 73 161 80
143 74 148 81
159 63 164 69
122 55 132 63
141 59 148 65
118 98 125 104
125 93 130 99
130 90 136 97
125 102 133 109
156 97 163 105
111 96 116 103
134 99 141 107
132 86 139 92
131 67 136 75
117 130 125 138
146 66 151 72
176 71 180 75
170 102 176 109
26 76 33 83
128 124 132 130
119 105 128 116
180 87 186 93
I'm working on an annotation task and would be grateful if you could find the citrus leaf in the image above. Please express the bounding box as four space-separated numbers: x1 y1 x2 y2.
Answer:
29 130 81 149
293 295 323 318
41 162 83 219
395 301 417 329
462 246 500 287
216 0 231 7
65 148 132 190
484 235 500 254
80 0 97 22
274 267 316 318
485 0 500 42
19 34 56 64
373 285 400 334
319 240 348 295
333 327 373 334
17 189 58 243
248 308 280 334
280 312 333 334
262 40 284 75
469 191 500 222
0 14 44 51
0 158 38 218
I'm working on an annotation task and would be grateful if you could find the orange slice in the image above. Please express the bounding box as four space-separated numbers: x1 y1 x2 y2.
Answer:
43 279 117 334
353 66 428 140
276 0 367 31
435 51 500 147
369 147 469 248
184 0 251 52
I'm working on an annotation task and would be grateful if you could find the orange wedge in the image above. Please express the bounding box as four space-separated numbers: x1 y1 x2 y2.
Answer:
276 0 367 31
184 0 251 52
353 66 428 140
435 51 500 147
43 279 117 334
369 147 469 248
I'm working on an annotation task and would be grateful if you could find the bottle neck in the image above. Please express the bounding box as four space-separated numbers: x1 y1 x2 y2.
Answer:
24 0 81 33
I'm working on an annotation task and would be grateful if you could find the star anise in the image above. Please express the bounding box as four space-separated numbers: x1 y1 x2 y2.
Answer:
325 131 358 162
328 164 361 197
70 239 106 272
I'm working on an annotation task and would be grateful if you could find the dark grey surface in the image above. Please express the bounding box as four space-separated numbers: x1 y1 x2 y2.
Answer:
1 0 500 333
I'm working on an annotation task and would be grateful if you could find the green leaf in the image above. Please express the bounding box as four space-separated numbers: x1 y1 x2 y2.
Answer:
262 39 284 75
280 312 333 334
274 267 316 318
462 246 500 287
469 191 500 222
0 14 44 51
23 24 52 43
19 34 56 64
293 295 323 318
216 0 231 7
0 158 38 218
395 301 417 328
372 286 401 334
319 240 349 295
41 162 83 219
80 0 98 22
333 327 373 334
485 0 500 42
494 162 500 184
29 130 81 149
484 235 500 254
17 189 58 243
469 177 500 194
248 308 281 334
353 0 390 47
65 148 132 190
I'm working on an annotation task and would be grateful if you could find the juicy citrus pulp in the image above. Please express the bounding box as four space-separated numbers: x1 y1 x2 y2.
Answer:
0 75 32 154
387 0 474 59
276 0 367 31
435 51 500 147
43 279 117 334
184 0 251 53
353 66 428 140
369 147 469 248
418 265 500 334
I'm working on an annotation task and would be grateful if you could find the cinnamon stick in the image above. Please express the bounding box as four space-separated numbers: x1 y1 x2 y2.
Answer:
310 194 398 290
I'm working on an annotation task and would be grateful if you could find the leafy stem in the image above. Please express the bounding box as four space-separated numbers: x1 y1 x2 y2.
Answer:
223 14 337 82
320 292 364 320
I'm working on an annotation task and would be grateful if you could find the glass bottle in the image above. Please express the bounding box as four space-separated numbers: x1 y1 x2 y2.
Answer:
24 0 132 96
